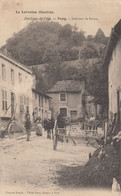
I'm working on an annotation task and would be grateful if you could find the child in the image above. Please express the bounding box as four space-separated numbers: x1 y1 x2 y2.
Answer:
36 118 43 136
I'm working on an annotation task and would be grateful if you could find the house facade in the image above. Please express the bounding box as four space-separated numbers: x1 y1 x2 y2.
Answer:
104 19 121 122
32 89 51 122
0 52 35 127
47 80 87 121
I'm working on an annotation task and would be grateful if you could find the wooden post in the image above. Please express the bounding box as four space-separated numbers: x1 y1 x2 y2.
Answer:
104 120 108 144
118 141 121 187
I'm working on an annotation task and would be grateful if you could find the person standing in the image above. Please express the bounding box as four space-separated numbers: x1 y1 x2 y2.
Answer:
51 117 55 139
57 113 65 129
25 111 31 141
36 118 43 136
46 119 51 139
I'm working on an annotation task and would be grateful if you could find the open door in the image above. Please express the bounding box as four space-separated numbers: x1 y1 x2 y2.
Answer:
60 108 67 117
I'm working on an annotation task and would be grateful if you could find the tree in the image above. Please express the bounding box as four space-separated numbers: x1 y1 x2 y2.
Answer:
69 31 85 46
94 28 106 44
80 44 99 59
59 48 79 61
87 35 94 42
72 23 78 32
58 24 72 39
86 61 108 117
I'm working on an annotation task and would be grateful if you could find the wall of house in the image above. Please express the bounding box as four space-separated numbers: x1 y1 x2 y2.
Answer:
0 56 34 126
108 38 121 117
48 92 84 119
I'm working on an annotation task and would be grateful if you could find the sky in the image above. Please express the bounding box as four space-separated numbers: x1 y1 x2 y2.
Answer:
0 0 121 47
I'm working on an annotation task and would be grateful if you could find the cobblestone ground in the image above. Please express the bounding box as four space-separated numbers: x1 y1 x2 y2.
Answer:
0 131 111 196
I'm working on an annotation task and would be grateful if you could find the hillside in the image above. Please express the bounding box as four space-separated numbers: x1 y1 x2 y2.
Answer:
1 21 109 109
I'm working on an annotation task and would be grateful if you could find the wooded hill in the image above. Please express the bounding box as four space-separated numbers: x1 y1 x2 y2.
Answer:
1 21 109 113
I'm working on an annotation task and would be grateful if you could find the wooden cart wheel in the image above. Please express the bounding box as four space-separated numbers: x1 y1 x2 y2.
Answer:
53 134 58 150
8 122 15 138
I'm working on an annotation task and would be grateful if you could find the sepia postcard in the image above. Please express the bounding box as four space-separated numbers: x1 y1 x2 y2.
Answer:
0 0 121 196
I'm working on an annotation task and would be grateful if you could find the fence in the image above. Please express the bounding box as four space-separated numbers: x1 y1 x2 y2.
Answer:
69 121 104 138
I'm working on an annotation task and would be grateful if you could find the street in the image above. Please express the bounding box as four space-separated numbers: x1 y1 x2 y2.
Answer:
0 131 97 195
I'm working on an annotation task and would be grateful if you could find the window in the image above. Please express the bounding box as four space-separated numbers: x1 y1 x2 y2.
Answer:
27 97 29 106
45 98 47 103
45 110 48 119
39 96 43 107
26 97 29 113
11 69 15 84
2 64 6 80
19 95 24 113
18 73 22 83
19 95 29 113
82 93 86 104
24 96 26 105
60 93 67 102
35 93 37 100
60 108 67 117
2 90 7 111
70 110 77 118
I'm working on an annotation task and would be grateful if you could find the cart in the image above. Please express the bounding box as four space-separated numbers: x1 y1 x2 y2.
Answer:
53 119 68 150
0 119 15 139
0 103 18 139
53 127 67 150
53 119 77 150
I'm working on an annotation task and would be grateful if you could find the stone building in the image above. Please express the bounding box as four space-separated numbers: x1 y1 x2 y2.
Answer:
0 51 35 127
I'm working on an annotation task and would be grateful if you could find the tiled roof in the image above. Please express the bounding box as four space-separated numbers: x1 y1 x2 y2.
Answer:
47 80 84 93
32 89 51 98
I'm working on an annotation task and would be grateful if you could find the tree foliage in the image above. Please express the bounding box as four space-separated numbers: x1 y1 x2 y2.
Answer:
81 43 99 59
95 28 105 42
86 62 108 106
2 21 85 65
58 24 72 39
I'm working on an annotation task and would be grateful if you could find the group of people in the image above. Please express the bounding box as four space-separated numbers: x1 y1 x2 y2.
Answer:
24 111 65 141
83 115 98 131
43 118 54 139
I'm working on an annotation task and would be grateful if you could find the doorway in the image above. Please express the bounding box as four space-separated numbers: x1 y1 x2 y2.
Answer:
60 108 67 117
11 92 15 117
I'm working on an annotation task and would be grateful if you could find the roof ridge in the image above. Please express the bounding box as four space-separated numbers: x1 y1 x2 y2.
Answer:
0 51 32 74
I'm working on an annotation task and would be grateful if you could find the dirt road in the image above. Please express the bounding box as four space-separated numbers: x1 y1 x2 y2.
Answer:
0 131 96 195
